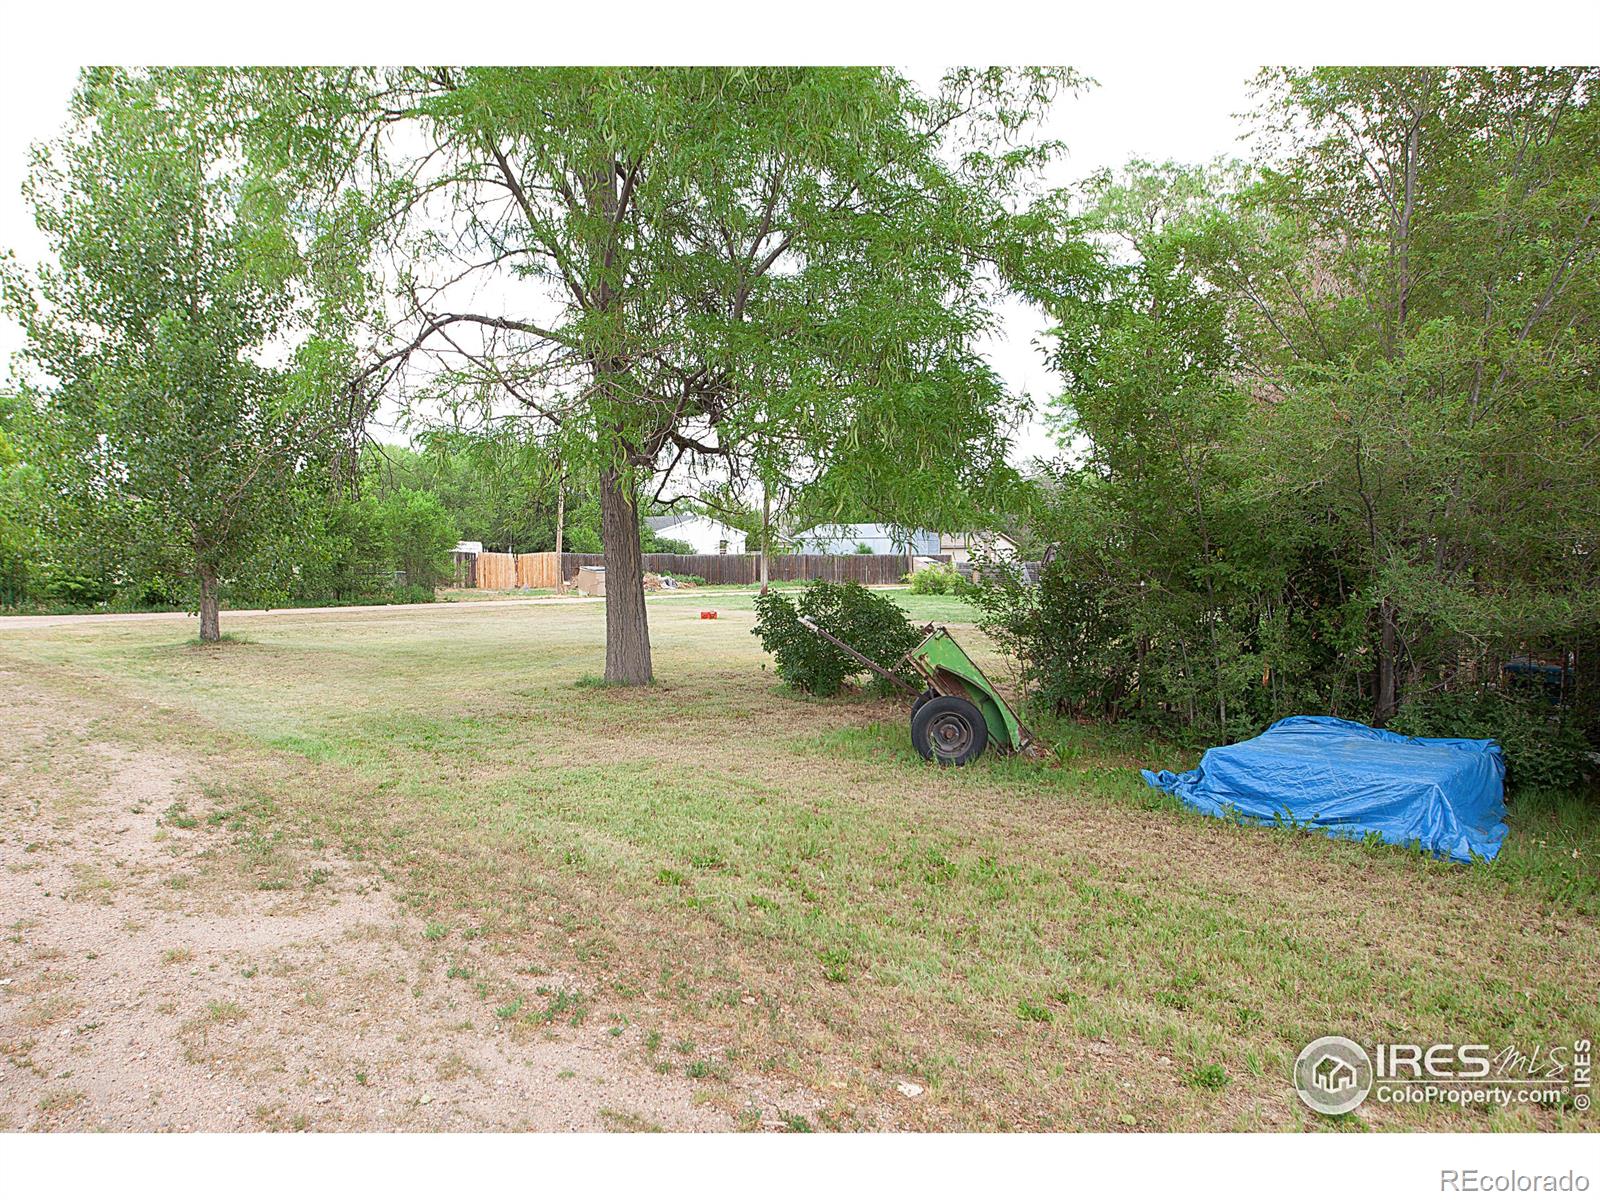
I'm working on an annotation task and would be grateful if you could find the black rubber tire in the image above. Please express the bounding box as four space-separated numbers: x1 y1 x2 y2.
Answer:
909 688 938 722
911 695 989 766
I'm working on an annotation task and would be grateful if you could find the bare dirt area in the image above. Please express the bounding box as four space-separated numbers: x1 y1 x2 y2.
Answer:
0 676 818 1131
0 593 602 631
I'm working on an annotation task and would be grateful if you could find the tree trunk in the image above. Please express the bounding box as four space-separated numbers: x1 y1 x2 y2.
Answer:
553 469 566 595
599 466 652 684
197 561 221 643
1374 597 1399 725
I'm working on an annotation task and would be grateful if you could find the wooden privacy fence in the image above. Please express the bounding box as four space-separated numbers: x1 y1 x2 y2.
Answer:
463 551 909 589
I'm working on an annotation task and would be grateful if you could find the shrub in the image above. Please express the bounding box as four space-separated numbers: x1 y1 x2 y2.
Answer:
1392 684 1592 792
753 580 920 697
377 488 459 592
40 565 115 609
906 562 964 595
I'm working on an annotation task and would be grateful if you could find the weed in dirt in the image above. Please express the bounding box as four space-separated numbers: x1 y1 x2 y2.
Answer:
162 948 194 965
533 988 588 1026
423 922 448 941
4 1038 41 1073
1017 1000 1053 1023
1187 1064 1229 1091
37 1089 85 1114
436 1053 473 1082
68 864 118 904
255 1103 308 1131
20 996 78 1030
162 802 198 829
819 947 851 984
599 1107 664 1132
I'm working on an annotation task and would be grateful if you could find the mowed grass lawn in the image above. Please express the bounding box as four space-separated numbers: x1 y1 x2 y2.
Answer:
3 590 1596 1131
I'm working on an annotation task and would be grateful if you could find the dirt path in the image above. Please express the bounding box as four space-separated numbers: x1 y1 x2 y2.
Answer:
0 594 603 631
0 684 813 1131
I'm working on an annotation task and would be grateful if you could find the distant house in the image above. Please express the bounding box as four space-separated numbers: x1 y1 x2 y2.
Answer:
939 531 1019 566
790 524 1017 563
645 513 747 556
788 524 940 557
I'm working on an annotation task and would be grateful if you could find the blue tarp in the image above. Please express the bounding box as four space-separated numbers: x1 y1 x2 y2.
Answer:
1141 716 1508 863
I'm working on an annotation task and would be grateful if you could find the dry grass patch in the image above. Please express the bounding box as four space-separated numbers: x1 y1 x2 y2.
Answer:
598 1106 664 1132
37 1088 86 1114
67 862 120 904
19 995 79 1030
254 1103 309 1132
435 1051 475 1082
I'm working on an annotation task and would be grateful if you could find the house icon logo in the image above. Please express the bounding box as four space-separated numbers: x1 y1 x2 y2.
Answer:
1294 1036 1373 1115
1313 1054 1357 1093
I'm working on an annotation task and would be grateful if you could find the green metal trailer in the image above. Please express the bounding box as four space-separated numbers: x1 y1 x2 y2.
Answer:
797 617 1043 765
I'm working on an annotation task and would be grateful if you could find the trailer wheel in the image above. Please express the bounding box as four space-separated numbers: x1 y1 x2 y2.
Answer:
911 695 988 765
909 688 938 722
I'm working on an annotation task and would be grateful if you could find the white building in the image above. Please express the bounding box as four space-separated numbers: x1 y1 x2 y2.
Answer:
645 513 748 555
788 524 940 556
939 531 1019 566
790 524 1018 564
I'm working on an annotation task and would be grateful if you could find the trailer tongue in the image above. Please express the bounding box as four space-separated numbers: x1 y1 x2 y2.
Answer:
797 617 1045 765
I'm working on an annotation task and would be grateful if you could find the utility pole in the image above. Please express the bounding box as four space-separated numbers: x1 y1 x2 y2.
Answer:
553 465 566 594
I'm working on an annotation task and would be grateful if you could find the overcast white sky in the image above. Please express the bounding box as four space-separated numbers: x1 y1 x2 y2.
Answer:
0 63 1257 464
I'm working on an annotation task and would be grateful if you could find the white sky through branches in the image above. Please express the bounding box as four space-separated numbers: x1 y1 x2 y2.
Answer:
0 63 1255 466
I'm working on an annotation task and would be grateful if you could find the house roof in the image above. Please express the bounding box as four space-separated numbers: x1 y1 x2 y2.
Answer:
944 530 1019 549
646 513 741 531
792 523 930 543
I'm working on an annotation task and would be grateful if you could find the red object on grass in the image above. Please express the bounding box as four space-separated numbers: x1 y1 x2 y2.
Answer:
700 610 717 620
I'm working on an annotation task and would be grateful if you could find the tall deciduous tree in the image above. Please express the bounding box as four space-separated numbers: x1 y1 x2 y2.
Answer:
290 66 1085 682
1210 67 1600 722
1000 68 1600 775
4 68 363 640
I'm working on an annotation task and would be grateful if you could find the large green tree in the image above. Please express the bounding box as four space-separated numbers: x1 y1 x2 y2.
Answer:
4 68 365 639
1000 68 1600 775
280 66 1084 682
1208 67 1600 722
